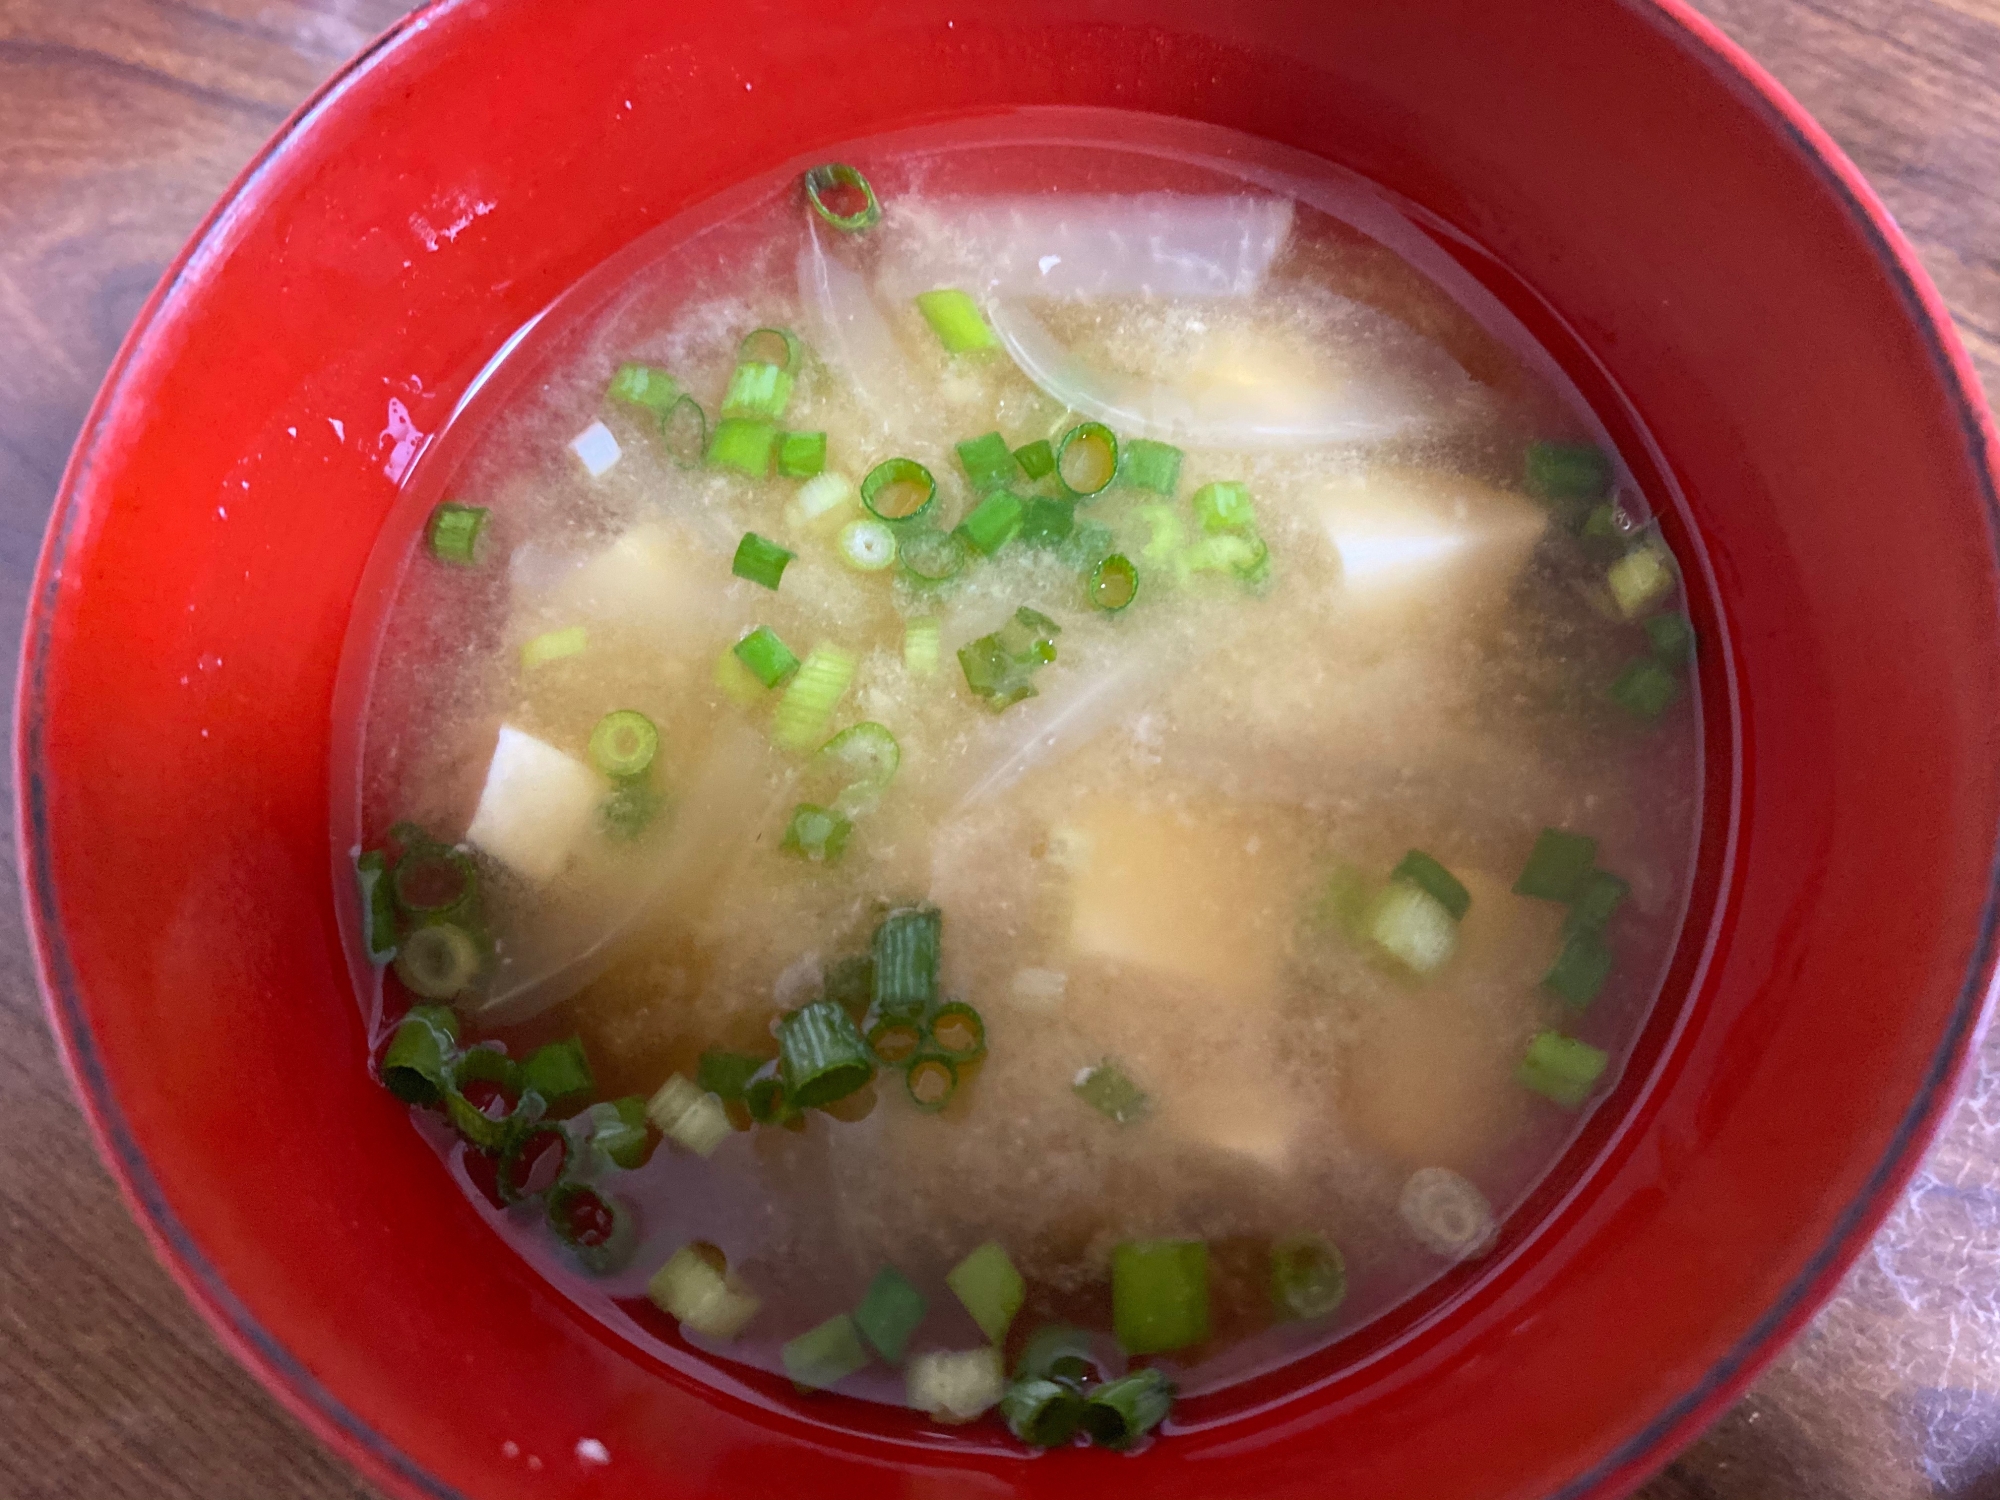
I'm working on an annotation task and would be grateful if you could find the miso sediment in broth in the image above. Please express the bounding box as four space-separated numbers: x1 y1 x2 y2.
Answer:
343 117 1700 1448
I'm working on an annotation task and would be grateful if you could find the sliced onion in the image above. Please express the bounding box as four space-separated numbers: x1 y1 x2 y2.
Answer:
795 220 916 436
987 295 1482 450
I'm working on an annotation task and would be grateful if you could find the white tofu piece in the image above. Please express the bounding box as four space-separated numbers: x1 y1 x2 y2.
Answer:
535 521 732 635
464 725 601 883
1318 466 1547 629
568 420 623 478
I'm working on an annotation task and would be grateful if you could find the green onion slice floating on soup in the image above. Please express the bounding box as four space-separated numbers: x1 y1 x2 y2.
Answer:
587 709 659 779
1517 1031 1609 1109
497 1121 570 1205
818 721 901 814
354 849 398 962
777 1000 874 1110
425 502 488 565
1014 1323 1098 1385
1081 1367 1175 1450
1397 1166 1497 1259
1111 1239 1209 1355
866 1015 923 1067
872 906 942 1016
442 1046 525 1152
925 1001 985 1063
546 1182 638 1275
733 626 800 688
1013 438 1056 480
1269 1232 1347 1321
1002 1377 1086 1449
905 1055 958 1112
743 1058 789 1124
390 839 477 924
955 430 1019 494
660 394 707 468
519 1035 594 1108
1056 421 1118 497
897 527 967 584
645 1075 730 1158
837 517 897 572
861 457 937 526
695 1049 764 1102
957 490 1025 556
380 1004 461 1106
648 1242 762 1341
771 644 857 752
946 1241 1025 1346
1074 1059 1149 1124
394 920 483 1000
781 802 852 863
1120 438 1183 496
1088 553 1139 613
854 1265 928 1365
915 289 998 354
731 531 795 590
802 163 881 234
1390 849 1470 921
783 1312 871 1391
606 361 680 414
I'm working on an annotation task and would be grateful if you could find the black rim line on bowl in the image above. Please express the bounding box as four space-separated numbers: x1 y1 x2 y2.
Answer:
13 3 1999 1498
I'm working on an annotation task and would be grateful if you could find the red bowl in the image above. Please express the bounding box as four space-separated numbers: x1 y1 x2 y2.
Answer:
19 1 2000 1496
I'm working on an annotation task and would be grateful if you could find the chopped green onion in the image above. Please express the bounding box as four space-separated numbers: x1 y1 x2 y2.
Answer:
823 954 875 1019
355 850 397 962
733 626 800 688
777 430 827 478
744 1058 788 1124
926 1001 985 1063
1609 657 1682 719
1270 1232 1347 1320
1177 532 1263 580
867 1016 923 1066
1088 553 1139 612
390 837 476 921
916 288 998 353
1367 882 1459 974
772 643 857 751
1081 1368 1174 1450
497 1121 570 1204
1645 611 1697 666
1514 828 1598 901
380 1004 459 1105
444 1047 521 1151
721 360 794 421
947 1241 1025 1346
1121 438 1183 496
520 1036 594 1108
599 781 664 840
897 527 966 583
584 1095 654 1170
660 394 707 467
521 625 587 670
1608 547 1676 618
789 470 856 529
819 721 901 814
854 1266 928 1364
708 416 778 476
394 921 482 999
1581 503 1621 540
907 1347 1005 1424
1001 1377 1085 1448
783 1312 870 1390
1191 479 1254 532
426 502 487 564
1135 504 1186 567
546 1183 637 1274
1112 1239 1209 1354
803 163 880 233
731 532 794 590
646 1073 731 1156
902 616 940 676
1014 1324 1097 1384
696 1049 764 1102
1398 1166 1498 1258
1391 849 1470 921
1074 1060 1148 1124
1519 1031 1609 1108
1013 438 1056 479
1056 422 1118 497
587 709 659 778
958 490 1024 555
1543 929 1614 1008
873 905 942 1016
959 633 1033 707
648 1242 761 1340
777 999 874 1109
836 517 897 572
782 802 852 863
739 326 802 371
906 1055 958 1111
1020 496 1075 548
1526 440 1612 501
1000 606 1060 664
1320 863 1377 942
1565 869 1630 934
606 362 680 413
955 431 1020 494
861 457 936 524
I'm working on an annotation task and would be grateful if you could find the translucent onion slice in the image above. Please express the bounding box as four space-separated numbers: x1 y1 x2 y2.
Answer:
986 295 1483 450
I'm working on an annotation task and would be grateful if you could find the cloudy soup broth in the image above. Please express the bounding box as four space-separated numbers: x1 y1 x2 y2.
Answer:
338 111 1701 1449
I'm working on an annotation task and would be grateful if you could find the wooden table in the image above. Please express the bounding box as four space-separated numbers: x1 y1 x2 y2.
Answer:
1 2 1995 1496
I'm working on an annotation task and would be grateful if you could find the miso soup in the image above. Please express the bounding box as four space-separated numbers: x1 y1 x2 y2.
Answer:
337 111 1701 1451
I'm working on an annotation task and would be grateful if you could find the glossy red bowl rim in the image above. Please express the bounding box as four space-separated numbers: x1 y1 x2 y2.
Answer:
19 2 2000 1497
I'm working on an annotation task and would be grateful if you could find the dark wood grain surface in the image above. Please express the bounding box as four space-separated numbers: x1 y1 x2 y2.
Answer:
1 2 1995 1497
